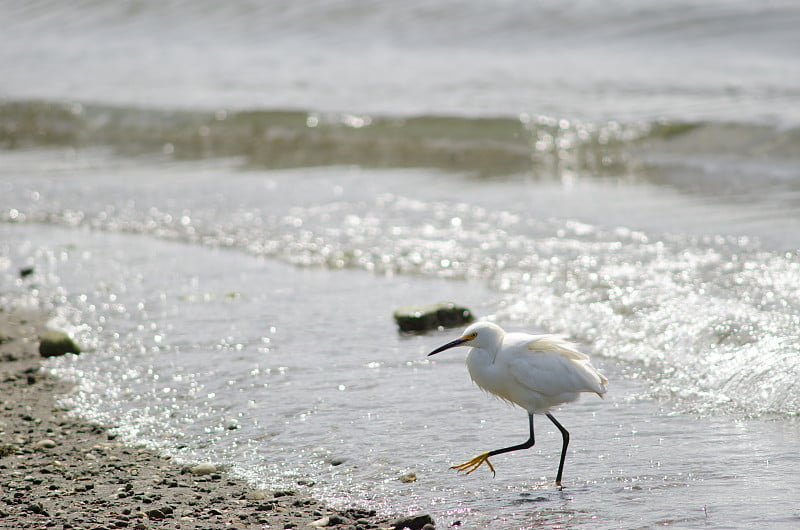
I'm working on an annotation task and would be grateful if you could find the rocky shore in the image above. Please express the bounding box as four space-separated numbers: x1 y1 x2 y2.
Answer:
0 308 433 530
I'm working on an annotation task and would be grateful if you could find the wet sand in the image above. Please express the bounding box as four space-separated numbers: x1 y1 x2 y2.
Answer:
0 307 408 530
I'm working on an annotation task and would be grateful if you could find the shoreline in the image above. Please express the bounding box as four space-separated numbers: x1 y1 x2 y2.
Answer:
0 307 413 530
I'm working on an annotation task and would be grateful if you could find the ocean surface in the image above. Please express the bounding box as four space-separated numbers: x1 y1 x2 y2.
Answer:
2 1 800 528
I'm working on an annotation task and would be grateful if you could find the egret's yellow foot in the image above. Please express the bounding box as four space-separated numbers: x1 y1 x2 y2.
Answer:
450 452 496 476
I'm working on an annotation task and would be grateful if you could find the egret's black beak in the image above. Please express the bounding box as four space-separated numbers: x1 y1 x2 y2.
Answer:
427 336 469 356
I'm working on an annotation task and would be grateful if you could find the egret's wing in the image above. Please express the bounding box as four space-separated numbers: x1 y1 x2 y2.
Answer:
528 336 607 392
505 335 608 397
506 350 579 397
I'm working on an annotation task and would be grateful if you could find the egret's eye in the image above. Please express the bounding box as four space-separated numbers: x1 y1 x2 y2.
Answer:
464 333 478 341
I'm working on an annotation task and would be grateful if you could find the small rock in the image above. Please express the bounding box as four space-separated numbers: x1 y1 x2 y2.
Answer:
39 330 81 358
391 513 435 530
145 507 173 520
272 490 295 498
35 439 57 450
246 490 268 501
329 456 347 466
26 502 49 516
399 472 417 483
189 462 217 475
19 267 35 278
393 302 474 333
0 444 19 457
309 516 330 527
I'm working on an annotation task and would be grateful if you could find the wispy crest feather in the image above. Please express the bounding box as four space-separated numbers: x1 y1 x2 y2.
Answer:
527 336 588 360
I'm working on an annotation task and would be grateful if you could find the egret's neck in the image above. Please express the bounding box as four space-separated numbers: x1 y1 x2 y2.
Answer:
485 334 504 363
469 341 501 365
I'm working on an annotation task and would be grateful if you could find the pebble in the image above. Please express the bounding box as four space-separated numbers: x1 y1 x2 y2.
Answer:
391 513 436 530
273 490 296 498
0 444 19 456
310 515 330 527
189 462 217 475
246 490 268 500
399 472 417 483
144 506 173 520
35 439 57 450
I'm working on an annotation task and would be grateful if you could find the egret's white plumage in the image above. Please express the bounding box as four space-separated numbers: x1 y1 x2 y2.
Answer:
427 321 608 486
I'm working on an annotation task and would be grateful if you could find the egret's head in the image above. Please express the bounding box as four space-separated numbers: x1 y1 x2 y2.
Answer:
427 321 505 356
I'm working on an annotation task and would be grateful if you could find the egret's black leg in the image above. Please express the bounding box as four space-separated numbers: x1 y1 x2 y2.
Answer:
451 413 535 476
488 412 536 458
546 413 570 487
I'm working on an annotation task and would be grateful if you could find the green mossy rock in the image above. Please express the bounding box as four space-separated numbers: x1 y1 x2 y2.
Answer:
39 330 81 358
393 302 474 333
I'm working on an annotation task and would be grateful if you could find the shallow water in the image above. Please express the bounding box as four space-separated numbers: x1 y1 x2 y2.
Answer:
2 155 800 528
3 220 799 528
3 1 800 527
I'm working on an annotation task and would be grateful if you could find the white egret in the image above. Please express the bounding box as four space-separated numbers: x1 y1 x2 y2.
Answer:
427 321 607 487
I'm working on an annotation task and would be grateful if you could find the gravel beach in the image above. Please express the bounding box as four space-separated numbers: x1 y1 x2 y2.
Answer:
0 307 414 530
